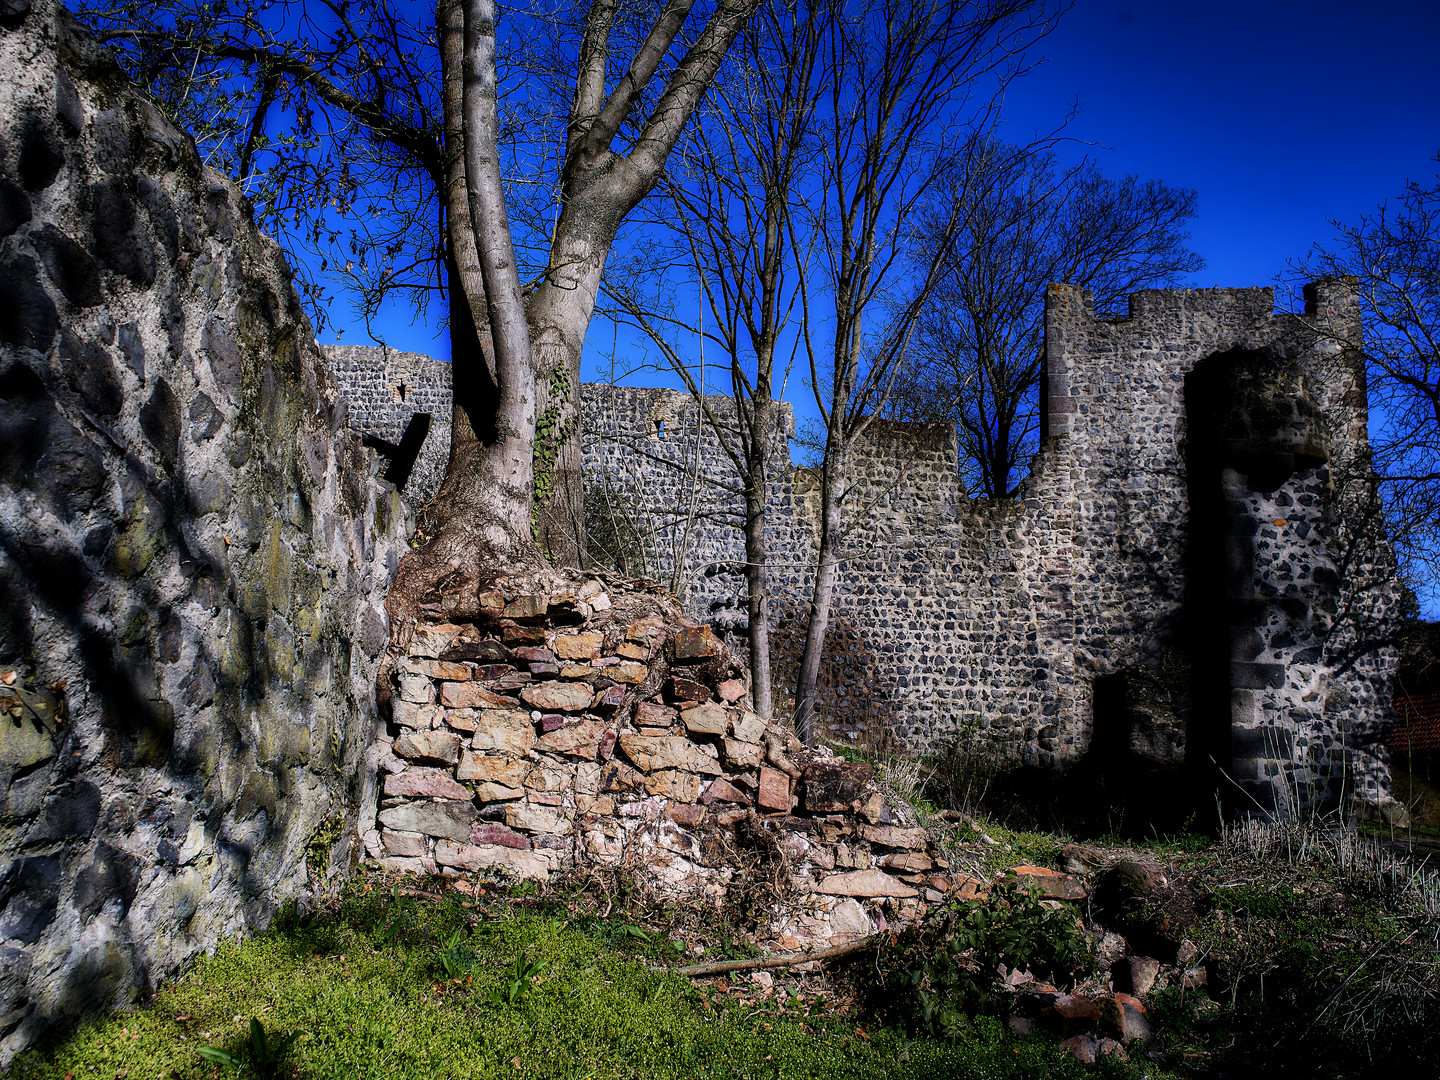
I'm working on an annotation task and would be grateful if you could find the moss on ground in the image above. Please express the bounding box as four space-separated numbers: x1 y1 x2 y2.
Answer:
14 880 1169 1080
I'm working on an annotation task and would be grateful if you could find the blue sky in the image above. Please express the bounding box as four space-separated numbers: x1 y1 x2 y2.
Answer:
995 0 1440 294
336 0 1440 358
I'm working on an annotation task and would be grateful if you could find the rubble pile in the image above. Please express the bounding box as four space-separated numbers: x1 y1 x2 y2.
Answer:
363 575 968 947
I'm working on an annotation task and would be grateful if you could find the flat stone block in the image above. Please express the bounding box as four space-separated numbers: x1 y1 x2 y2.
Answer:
680 703 728 736
521 680 594 712
505 802 574 835
538 719 603 759
470 711 535 756
502 594 547 620
525 762 575 792
456 751 528 788
757 767 791 812
816 868 917 898
380 829 426 857
635 702 678 727
647 769 703 803
393 730 461 765
609 661 649 685
391 700 440 729
383 768 470 800
699 777 748 806
378 801 475 842
861 825 927 850
434 839 549 879
471 824 530 850
618 734 722 776
731 710 766 743
720 737 762 770
441 681 517 709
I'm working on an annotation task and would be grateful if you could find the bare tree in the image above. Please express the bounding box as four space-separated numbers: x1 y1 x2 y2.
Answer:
888 143 1202 497
1300 161 1440 613
789 0 1063 744
601 0 825 717
79 0 760 602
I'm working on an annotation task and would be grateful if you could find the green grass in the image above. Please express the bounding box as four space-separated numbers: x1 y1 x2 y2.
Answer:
14 881 1169 1080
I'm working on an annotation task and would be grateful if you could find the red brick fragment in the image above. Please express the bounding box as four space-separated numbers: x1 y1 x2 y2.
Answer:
757 766 791 812
672 626 719 660
470 824 531 850
700 778 750 806
666 676 712 703
716 679 746 703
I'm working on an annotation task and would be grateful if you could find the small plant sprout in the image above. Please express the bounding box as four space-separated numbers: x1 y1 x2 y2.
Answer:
196 1017 301 1080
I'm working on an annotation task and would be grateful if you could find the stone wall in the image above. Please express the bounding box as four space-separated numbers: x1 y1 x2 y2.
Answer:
325 282 1405 818
0 2 407 1062
368 571 956 950
323 345 451 502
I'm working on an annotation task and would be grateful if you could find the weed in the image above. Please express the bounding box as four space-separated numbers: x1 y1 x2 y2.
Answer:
486 954 548 1010
196 1017 301 1080
859 880 1093 1038
432 930 477 980
305 813 345 880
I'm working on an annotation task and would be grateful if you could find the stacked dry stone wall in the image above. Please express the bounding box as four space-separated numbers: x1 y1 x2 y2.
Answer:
367 574 961 947
0 3 406 1062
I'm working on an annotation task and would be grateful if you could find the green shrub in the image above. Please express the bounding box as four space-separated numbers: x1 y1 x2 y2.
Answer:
859 880 1093 1037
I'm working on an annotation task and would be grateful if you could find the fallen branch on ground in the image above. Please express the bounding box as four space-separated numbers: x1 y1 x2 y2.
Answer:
674 935 879 977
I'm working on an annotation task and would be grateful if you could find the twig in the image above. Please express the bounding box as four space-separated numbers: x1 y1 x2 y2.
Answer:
674 935 878 977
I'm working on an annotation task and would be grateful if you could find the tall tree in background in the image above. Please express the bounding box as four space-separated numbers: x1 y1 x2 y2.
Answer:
789 0 1063 743
888 142 1202 497
602 0 825 718
1301 162 1440 613
78 0 759 596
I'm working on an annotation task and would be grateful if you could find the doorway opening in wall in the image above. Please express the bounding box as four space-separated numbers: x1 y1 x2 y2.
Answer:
974 668 1202 839
1183 345 1330 817
1183 348 1248 816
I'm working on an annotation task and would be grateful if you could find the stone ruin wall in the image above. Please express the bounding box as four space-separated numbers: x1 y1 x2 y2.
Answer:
328 283 1405 818
1 0 1406 1064
0 3 406 1062
323 344 451 501
586 283 1405 814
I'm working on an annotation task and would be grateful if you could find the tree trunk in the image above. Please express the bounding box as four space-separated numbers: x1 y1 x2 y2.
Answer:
527 209 621 568
392 0 759 608
744 391 775 718
386 0 541 618
793 434 846 746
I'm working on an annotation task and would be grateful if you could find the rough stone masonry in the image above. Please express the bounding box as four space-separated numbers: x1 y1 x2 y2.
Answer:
368 571 962 953
0 2 406 1062
331 285 1407 824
